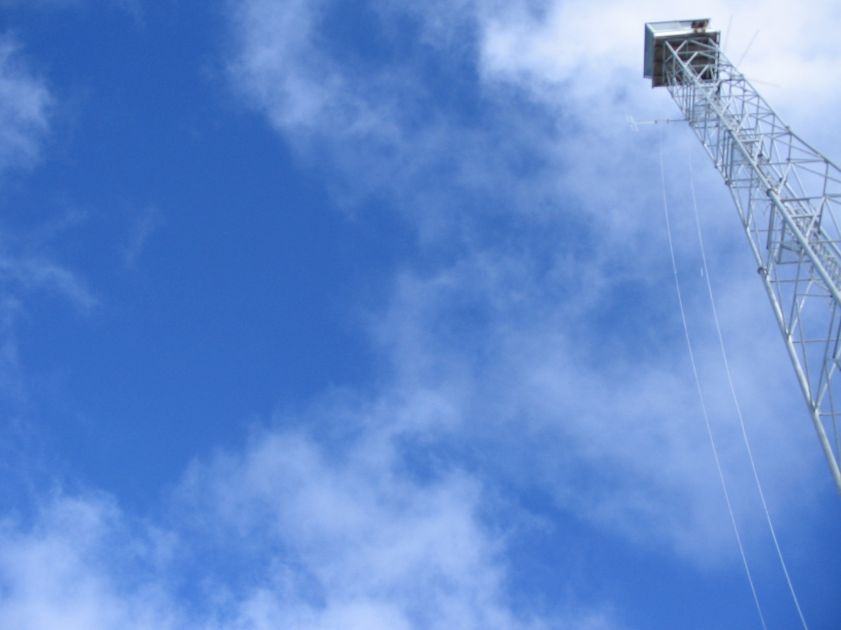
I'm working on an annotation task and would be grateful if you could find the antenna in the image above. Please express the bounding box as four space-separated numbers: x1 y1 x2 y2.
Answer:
644 19 841 495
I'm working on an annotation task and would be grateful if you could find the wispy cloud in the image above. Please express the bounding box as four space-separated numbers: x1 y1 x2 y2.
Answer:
225 0 572 240
0 234 97 482
0 35 51 175
123 205 163 268
0 36 94 421
0 254 96 313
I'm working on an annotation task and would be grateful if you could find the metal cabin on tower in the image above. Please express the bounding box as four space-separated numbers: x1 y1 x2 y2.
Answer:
643 19 720 87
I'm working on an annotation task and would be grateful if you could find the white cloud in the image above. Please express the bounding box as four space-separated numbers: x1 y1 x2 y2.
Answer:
225 0 574 242
0 235 96 429
0 424 623 629
0 33 94 324
221 0 837 569
123 205 163 268
0 254 96 312
369 238 823 562
0 35 51 174
0 495 181 630
179 427 547 629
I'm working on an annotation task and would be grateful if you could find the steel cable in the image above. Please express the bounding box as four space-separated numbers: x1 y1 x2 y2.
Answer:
659 141 768 630
686 150 809 629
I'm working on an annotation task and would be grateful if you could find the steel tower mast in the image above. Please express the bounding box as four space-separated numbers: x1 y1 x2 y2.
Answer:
644 19 841 494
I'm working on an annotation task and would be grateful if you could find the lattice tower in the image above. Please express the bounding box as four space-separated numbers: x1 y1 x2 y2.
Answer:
644 19 841 494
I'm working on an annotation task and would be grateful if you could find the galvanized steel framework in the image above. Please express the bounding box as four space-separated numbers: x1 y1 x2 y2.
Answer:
653 26 841 494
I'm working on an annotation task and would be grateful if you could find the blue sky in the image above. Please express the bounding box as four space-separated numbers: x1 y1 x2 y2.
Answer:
1 1 840 628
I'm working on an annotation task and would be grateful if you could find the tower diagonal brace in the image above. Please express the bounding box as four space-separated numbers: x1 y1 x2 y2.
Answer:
644 20 841 494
